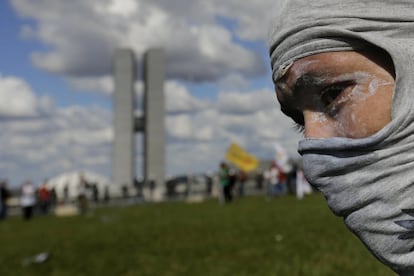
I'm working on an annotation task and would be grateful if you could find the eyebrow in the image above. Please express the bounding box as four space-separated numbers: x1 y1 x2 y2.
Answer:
276 73 324 111
293 73 327 93
276 73 329 126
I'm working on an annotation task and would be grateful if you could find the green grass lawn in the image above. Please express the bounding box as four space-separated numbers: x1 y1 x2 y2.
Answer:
0 194 395 276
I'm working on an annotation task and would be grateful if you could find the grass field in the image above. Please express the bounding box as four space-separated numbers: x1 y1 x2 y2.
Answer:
0 194 395 276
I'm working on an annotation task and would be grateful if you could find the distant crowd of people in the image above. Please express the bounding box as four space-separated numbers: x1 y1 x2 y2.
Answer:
218 161 312 204
0 174 110 221
0 179 57 221
0 164 313 219
219 162 249 203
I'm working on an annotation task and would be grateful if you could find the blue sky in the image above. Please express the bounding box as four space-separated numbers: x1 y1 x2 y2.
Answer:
0 0 301 187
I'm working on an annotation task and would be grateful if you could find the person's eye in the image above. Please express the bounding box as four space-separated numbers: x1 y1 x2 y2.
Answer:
320 84 347 107
319 81 354 115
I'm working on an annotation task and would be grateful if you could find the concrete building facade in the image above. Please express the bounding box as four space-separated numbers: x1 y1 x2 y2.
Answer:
112 48 165 198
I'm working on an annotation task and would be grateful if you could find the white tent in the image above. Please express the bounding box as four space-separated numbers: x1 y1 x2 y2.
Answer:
46 171 111 201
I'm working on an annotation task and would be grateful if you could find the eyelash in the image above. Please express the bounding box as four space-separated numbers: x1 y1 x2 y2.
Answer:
293 122 305 134
320 82 353 111
321 86 343 104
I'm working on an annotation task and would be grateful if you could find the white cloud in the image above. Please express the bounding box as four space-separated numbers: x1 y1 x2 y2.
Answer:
68 75 114 96
167 142 227 176
163 88 301 175
217 88 277 114
218 73 250 90
165 81 210 113
11 0 267 82
106 0 138 17
0 75 53 117
166 114 193 140
207 0 276 41
0 99 113 186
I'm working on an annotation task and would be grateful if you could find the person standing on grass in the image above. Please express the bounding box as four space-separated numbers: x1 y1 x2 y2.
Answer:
274 162 287 196
219 162 232 203
20 181 36 220
263 162 279 200
0 181 10 220
296 168 312 200
255 169 264 191
268 0 414 273
77 174 89 214
38 181 50 215
237 170 247 197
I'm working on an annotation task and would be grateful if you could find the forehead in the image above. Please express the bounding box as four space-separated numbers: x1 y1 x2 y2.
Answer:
280 52 362 84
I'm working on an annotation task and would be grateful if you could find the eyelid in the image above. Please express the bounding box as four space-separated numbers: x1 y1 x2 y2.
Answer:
320 81 354 97
320 84 346 106
320 81 355 115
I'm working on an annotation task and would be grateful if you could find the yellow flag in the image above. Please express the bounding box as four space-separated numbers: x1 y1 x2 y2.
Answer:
225 143 259 172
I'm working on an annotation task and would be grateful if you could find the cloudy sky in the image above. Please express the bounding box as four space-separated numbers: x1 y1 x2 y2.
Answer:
0 0 302 187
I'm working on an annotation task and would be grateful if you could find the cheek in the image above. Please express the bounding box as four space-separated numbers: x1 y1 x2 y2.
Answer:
334 107 369 138
361 87 393 134
303 111 335 138
329 84 368 137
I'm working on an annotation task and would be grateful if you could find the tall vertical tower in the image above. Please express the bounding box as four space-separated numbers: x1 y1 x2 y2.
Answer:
112 48 165 199
143 49 165 192
113 49 135 189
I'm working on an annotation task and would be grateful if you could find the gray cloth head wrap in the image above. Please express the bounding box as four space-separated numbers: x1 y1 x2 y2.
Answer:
268 0 414 274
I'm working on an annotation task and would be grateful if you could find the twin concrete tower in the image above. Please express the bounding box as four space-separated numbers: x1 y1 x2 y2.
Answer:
112 48 165 197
